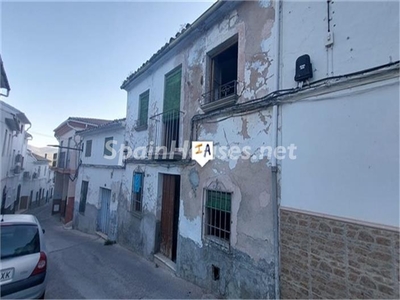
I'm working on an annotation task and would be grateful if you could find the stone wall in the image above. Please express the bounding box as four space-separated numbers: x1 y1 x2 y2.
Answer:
280 208 399 299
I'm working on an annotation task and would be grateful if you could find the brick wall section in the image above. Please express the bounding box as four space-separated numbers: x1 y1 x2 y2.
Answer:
280 208 400 299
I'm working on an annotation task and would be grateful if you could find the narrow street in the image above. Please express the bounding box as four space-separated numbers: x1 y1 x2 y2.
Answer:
30 204 205 299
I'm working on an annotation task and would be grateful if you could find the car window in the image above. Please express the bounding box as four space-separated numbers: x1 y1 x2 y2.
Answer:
1 224 40 259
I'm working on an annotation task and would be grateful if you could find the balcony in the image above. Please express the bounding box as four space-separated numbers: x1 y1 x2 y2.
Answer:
148 110 184 160
201 80 238 113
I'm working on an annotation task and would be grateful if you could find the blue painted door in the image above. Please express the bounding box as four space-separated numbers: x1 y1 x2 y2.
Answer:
98 188 111 235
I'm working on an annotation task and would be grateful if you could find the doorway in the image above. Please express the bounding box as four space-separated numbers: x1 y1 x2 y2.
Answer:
97 188 111 235
160 174 180 262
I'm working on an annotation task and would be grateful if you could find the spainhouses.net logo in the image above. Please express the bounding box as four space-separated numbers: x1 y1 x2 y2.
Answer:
103 140 298 167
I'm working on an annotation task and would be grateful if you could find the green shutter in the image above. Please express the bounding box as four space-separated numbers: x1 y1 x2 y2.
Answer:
206 190 231 212
139 91 149 126
104 137 113 156
163 68 181 121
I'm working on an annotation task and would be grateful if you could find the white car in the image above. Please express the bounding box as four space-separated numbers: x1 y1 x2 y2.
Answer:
1 214 47 299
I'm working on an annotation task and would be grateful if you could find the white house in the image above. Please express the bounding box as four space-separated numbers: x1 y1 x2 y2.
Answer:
73 118 125 241
278 1 399 298
52 117 111 223
20 150 54 210
0 100 32 213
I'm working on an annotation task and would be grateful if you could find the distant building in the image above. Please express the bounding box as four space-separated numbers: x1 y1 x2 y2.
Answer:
52 117 111 223
20 150 54 210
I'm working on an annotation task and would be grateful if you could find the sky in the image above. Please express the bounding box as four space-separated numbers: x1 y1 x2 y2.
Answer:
1 0 215 147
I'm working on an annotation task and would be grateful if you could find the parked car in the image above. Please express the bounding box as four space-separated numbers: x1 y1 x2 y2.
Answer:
0 214 47 299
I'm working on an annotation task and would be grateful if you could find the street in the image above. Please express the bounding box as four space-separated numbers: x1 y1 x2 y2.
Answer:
30 204 205 299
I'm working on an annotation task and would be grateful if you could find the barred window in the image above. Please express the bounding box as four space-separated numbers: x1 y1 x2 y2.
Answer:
205 189 231 242
132 172 144 213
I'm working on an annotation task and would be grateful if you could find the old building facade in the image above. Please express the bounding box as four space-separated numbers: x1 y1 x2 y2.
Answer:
73 119 125 241
119 1 279 298
52 117 111 223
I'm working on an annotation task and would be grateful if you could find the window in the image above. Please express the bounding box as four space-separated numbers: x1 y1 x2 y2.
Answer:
1 225 40 259
7 133 12 156
163 67 182 150
209 41 238 102
202 37 238 111
85 140 92 157
103 137 114 157
137 90 149 128
38 166 41 176
66 137 72 168
131 172 144 213
79 181 89 214
204 189 232 243
2 129 7 156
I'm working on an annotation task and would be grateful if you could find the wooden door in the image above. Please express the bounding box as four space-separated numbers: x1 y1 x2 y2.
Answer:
160 175 177 260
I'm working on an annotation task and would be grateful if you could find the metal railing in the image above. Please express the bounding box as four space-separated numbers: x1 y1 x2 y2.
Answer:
149 110 184 158
201 80 238 106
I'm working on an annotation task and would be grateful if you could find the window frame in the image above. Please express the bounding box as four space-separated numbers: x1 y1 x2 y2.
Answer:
136 90 150 130
85 140 92 157
131 171 144 215
103 136 114 157
203 188 232 248
2 129 8 156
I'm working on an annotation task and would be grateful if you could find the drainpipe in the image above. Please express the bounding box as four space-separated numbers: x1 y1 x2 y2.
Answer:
272 0 281 299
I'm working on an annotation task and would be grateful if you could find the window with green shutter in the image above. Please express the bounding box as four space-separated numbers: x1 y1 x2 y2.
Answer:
205 189 232 242
138 90 149 128
103 137 113 157
163 67 182 121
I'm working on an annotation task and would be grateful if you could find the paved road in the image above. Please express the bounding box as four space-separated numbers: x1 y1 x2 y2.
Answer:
30 204 205 299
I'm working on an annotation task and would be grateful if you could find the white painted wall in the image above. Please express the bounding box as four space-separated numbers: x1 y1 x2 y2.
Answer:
76 167 123 212
0 101 30 209
280 79 399 227
280 1 399 89
20 151 54 205
81 127 125 166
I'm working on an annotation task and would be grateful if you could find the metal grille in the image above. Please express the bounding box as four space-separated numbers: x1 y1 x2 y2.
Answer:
205 189 231 242
201 80 238 105
149 110 184 152
131 172 143 212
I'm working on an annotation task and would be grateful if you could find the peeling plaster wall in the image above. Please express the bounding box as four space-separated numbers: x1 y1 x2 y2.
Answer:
123 1 278 297
74 166 123 240
117 164 181 259
178 115 276 298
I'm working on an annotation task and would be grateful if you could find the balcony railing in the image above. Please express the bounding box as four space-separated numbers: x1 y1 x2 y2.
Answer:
200 80 238 112
149 110 184 160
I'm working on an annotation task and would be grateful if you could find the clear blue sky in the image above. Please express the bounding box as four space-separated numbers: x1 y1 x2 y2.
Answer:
1 0 214 147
